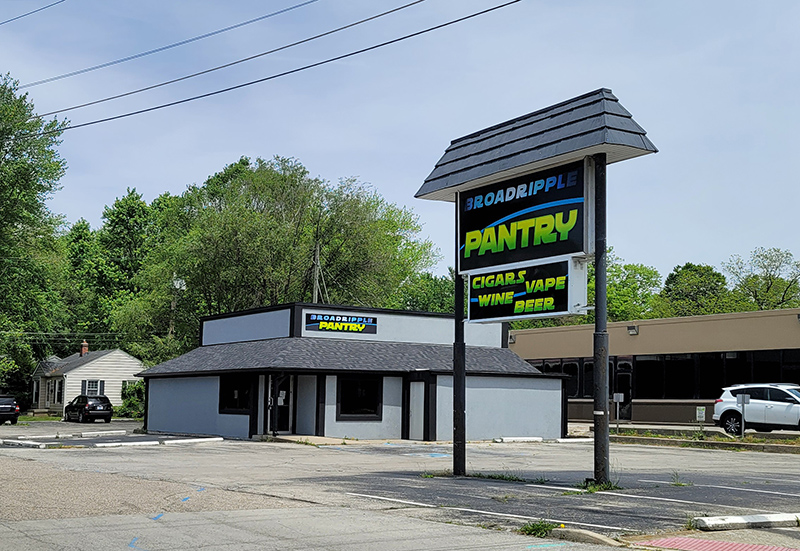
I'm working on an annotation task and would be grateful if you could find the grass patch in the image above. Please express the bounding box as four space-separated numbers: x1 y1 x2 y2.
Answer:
421 469 452 478
17 415 62 422
615 429 800 446
529 475 550 485
469 472 526 482
576 479 621 493
670 471 693 487
292 438 319 447
518 519 559 537
490 494 516 503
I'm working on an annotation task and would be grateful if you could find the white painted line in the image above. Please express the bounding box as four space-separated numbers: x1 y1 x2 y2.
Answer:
17 434 74 439
744 476 800 485
161 437 224 445
600 491 776 512
93 441 160 448
346 492 635 532
79 430 126 437
640 480 800 499
526 484 586 493
554 438 593 443
493 437 543 443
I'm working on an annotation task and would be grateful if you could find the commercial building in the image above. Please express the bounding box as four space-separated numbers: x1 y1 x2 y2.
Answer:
510 308 800 423
141 303 565 440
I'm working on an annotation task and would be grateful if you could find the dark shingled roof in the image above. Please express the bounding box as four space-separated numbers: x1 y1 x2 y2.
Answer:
37 350 116 377
139 337 542 378
416 88 657 201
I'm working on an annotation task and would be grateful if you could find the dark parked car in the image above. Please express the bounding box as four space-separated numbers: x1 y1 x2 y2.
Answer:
64 395 113 423
0 395 20 425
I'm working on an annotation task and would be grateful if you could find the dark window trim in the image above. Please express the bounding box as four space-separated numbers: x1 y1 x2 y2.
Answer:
336 375 383 422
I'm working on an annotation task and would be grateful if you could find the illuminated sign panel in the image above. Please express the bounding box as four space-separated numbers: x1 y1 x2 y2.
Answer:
458 161 587 274
468 260 587 322
305 313 378 334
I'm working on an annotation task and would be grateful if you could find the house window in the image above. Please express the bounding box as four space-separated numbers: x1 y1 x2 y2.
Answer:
219 373 255 414
336 375 382 421
86 380 99 395
55 380 63 404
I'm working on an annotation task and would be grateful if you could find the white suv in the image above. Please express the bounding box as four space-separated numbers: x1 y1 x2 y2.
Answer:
713 383 800 434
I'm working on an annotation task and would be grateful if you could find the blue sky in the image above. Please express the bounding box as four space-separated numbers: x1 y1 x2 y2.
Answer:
3 0 798 280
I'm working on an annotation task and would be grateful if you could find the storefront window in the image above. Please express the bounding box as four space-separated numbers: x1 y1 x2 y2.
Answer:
336 376 382 421
219 373 255 414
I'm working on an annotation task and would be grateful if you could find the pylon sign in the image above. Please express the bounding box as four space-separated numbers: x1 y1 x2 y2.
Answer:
458 160 592 275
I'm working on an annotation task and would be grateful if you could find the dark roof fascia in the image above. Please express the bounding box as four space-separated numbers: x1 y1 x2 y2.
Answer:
199 301 456 326
139 367 547 379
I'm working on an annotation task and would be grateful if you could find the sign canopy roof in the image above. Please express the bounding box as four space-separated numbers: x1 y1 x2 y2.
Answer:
416 88 657 202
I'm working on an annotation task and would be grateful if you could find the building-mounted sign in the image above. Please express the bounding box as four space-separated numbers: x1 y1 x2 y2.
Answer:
458 160 593 274
305 313 378 334
468 258 588 323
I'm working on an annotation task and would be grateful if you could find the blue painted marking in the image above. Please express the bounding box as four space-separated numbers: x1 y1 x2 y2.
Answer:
197 487 205 491
526 544 567 549
486 198 584 229
181 497 190 502
128 537 147 550
151 513 163 520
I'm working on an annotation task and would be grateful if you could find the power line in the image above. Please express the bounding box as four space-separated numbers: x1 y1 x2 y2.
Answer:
39 0 426 118
37 0 522 136
19 0 320 88
0 0 66 27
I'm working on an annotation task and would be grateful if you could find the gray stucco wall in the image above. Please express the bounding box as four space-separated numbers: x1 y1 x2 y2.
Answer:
295 375 317 435
436 375 562 440
301 306 501 347
148 376 250 438
324 375 402 439
202 309 291 345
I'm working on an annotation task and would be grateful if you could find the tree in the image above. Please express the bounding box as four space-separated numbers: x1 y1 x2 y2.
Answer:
397 269 458 314
652 262 734 317
0 74 69 363
723 247 800 310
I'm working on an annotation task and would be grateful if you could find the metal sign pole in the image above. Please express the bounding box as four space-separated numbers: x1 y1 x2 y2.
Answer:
593 153 610 485
453 196 467 476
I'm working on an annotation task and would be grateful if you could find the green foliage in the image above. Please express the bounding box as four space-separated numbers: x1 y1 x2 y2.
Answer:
576 479 621 493
115 379 145 418
0 356 31 411
397 269 457 314
653 262 736 317
518 520 557 537
723 247 800 310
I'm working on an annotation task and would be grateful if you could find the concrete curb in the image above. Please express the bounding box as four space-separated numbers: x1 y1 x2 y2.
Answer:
162 437 224 445
94 440 160 448
549 527 624 546
694 513 800 531
78 430 127 437
493 437 543 443
1 439 46 449
610 435 800 454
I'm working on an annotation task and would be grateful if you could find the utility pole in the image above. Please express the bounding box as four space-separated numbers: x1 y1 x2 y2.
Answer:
593 153 610 484
312 242 320 303
453 197 466 476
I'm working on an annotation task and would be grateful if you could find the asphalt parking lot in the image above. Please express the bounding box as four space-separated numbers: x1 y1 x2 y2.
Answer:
0 426 798 550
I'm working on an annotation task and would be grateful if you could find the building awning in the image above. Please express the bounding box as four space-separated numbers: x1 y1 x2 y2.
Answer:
416 88 657 202
138 337 543 378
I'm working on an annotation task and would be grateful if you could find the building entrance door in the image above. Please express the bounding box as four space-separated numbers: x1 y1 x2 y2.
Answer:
266 375 293 434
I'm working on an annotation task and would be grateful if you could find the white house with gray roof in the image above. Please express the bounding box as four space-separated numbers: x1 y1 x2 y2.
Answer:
140 303 566 441
31 342 143 416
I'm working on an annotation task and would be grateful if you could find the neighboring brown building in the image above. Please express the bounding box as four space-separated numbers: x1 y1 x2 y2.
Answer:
510 308 800 424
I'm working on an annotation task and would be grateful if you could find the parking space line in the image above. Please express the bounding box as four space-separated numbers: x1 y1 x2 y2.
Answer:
640 480 800 498
600 491 777 512
526 484 586 493
346 492 636 531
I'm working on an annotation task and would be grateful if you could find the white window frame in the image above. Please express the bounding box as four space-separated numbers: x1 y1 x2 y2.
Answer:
86 380 100 396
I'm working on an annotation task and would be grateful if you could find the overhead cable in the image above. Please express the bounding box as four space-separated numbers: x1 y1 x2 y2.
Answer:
20 0 320 88
39 0 426 118
38 0 522 136
0 0 66 27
